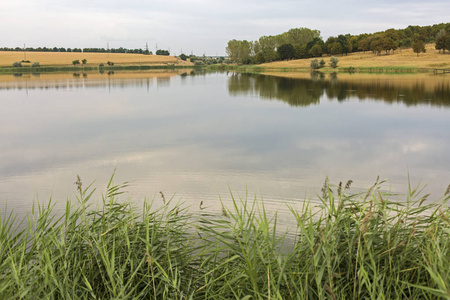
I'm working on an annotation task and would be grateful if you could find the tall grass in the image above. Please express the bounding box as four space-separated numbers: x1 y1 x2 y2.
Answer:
1 174 449 299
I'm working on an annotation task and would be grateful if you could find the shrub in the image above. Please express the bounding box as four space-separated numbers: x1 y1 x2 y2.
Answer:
310 58 320 70
72 60 80 67
319 59 326 68
32 62 40 67
107 61 114 66
12 62 22 67
329 56 339 68
99 63 105 67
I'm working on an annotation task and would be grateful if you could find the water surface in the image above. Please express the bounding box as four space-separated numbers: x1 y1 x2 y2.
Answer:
1 71 449 219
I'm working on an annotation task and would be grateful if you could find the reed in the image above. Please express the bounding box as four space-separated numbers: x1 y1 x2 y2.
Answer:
1 174 449 299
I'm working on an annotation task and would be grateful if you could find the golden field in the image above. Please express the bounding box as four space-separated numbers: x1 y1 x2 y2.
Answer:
260 44 450 70
0 51 193 67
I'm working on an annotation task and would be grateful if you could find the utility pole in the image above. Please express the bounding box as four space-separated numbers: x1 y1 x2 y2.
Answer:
107 42 110 60
23 43 26 61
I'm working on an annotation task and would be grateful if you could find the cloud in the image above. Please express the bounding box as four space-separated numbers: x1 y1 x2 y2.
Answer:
1 0 449 55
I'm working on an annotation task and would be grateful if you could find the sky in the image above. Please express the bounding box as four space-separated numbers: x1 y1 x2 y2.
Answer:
1 0 449 56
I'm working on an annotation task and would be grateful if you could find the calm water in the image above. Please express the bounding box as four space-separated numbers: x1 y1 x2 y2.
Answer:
1 71 449 218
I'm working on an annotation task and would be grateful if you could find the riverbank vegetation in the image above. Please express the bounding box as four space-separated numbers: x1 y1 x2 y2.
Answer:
1 175 449 299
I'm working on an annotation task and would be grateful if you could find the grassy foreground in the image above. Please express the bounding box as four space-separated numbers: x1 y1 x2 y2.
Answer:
1 175 450 299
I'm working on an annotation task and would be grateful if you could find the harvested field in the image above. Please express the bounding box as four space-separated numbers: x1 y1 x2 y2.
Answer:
0 51 193 67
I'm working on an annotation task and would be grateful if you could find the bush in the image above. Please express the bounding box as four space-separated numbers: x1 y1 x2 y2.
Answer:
99 63 105 67
32 62 40 67
319 59 326 68
72 60 80 66
12 62 22 68
107 61 114 66
310 59 320 70
329 56 339 68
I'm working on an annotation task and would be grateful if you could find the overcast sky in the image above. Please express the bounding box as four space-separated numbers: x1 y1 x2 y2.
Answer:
1 0 449 56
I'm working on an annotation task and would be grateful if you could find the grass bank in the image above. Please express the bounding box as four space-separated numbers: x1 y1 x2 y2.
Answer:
1 175 449 299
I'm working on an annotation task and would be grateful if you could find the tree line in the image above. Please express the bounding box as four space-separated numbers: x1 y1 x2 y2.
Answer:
227 23 450 64
0 46 167 55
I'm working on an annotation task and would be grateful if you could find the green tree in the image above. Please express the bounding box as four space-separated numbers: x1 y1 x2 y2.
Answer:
256 47 279 63
337 35 351 55
435 34 446 53
294 45 308 59
330 42 343 55
325 37 337 54
358 37 370 53
444 34 450 53
82 59 87 65
309 44 323 57
72 60 80 67
412 40 426 56
179 53 188 61
277 43 295 60
370 37 384 55
226 39 252 64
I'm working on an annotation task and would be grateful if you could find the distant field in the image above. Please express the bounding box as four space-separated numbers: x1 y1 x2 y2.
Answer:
260 44 450 70
0 51 193 67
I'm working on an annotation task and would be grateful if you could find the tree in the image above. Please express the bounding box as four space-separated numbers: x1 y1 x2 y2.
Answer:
256 47 279 63
325 37 337 54
358 38 370 53
179 53 188 61
156 49 170 55
72 60 80 67
309 44 323 57
277 43 295 60
445 34 450 53
412 40 426 56
330 42 343 55
226 39 252 64
82 59 87 65
337 35 351 55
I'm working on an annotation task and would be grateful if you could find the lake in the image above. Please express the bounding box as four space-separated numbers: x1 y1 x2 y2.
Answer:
1 70 449 219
